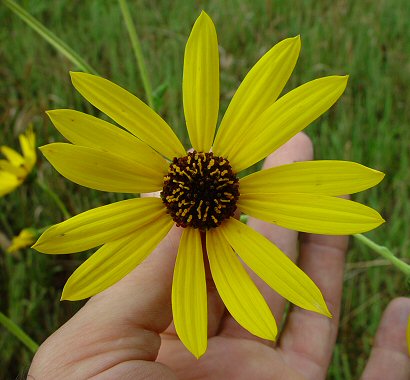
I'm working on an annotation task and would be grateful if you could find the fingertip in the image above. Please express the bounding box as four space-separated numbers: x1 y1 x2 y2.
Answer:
370 297 410 366
375 297 410 351
262 132 313 169
382 297 410 322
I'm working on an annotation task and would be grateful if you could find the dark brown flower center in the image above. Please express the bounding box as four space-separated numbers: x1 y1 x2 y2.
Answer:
161 151 239 230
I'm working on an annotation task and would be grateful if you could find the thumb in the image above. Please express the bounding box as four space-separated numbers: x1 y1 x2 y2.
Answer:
86 224 182 333
29 226 182 379
361 297 410 380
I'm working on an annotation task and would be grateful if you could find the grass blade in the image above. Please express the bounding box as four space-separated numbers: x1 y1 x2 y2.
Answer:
0 312 39 353
118 0 154 109
3 0 98 75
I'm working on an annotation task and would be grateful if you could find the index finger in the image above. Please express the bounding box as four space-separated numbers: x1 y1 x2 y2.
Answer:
219 132 314 341
361 297 410 380
278 231 348 379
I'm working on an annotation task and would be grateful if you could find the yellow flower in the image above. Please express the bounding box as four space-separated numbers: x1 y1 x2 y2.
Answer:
7 229 36 253
33 12 384 358
0 127 36 197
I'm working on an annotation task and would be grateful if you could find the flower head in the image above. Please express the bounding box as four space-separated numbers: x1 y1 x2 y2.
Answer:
33 12 384 358
7 228 37 253
0 126 36 197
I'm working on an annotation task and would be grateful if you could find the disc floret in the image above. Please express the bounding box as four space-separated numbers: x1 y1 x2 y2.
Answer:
161 151 239 229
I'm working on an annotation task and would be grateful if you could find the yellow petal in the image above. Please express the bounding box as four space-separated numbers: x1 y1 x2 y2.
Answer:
7 229 36 253
34 197 166 254
240 161 385 196
61 213 174 300
183 11 219 152
221 218 330 316
207 228 277 340
238 193 385 234
228 76 349 172
213 36 301 157
70 72 186 159
172 228 207 358
1 146 24 167
47 109 168 174
40 143 164 193
0 171 20 196
0 160 26 177
19 128 36 170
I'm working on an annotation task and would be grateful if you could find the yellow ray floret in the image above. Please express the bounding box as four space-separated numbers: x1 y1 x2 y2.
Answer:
172 228 208 359
61 213 174 301
224 76 349 172
207 228 278 340
240 160 385 196
183 11 219 152
221 218 331 317
238 193 384 235
70 72 186 160
47 109 168 173
40 143 165 193
213 35 301 156
34 197 166 254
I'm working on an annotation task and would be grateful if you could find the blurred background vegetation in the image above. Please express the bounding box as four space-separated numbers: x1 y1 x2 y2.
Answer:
1 0 409 378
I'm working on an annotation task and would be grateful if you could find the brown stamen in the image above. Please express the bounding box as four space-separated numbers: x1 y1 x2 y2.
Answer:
161 151 239 230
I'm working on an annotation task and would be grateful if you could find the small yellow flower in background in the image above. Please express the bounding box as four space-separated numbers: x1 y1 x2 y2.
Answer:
7 228 36 253
0 126 36 197
33 12 385 358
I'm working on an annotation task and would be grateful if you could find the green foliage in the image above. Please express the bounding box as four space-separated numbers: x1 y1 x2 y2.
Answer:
0 0 409 378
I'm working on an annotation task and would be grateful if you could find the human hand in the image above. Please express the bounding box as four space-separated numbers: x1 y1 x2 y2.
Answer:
28 133 410 380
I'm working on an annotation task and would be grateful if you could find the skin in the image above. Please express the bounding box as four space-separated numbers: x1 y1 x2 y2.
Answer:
28 133 410 380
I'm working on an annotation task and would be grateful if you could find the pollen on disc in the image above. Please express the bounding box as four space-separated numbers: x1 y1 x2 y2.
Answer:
161 151 239 230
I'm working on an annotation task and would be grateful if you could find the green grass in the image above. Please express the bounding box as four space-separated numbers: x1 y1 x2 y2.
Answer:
1 0 409 378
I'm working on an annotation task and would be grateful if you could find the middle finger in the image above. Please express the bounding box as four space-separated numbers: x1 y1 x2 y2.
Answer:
219 132 314 342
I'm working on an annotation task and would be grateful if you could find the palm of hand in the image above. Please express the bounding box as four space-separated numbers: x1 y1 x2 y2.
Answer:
29 220 334 380
29 139 410 380
159 334 312 380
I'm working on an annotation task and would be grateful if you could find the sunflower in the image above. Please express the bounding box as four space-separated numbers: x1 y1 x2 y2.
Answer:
33 12 384 358
0 127 36 197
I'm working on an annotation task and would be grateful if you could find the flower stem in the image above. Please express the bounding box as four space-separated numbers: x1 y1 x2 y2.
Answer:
3 0 98 75
36 179 71 219
118 0 154 109
353 233 410 276
241 216 409 276
240 214 249 224
0 312 39 353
